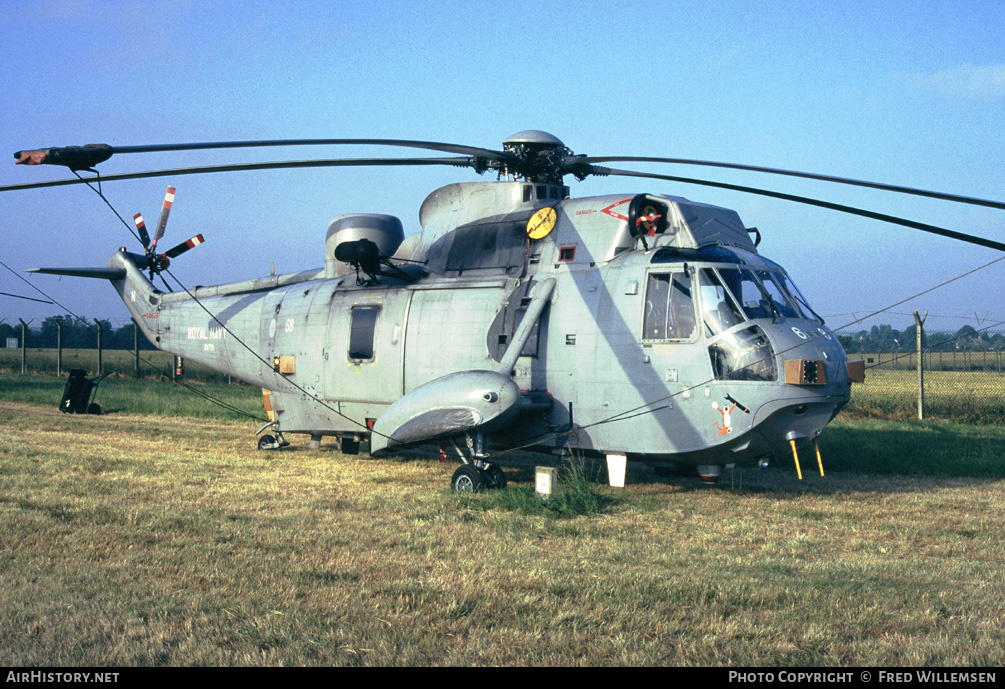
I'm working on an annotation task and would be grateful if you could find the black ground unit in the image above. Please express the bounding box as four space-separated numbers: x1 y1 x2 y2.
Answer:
59 369 112 414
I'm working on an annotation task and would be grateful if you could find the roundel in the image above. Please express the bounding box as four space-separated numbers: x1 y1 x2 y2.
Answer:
526 206 557 240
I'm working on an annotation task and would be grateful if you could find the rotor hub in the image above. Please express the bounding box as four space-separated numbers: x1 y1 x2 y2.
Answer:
502 130 566 148
501 130 575 183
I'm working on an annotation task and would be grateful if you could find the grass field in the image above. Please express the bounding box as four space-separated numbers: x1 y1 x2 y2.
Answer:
0 373 263 422
1 373 1004 666
0 348 236 383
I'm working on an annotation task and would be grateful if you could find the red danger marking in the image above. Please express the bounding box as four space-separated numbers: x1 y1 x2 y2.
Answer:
601 198 631 221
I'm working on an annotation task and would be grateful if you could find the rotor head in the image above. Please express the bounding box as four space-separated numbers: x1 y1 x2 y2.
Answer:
500 130 577 183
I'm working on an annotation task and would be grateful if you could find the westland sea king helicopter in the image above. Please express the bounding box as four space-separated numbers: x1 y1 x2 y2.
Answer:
6 131 1005 490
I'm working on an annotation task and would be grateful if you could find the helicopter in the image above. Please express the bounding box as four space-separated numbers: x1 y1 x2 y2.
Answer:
6 131 1005 491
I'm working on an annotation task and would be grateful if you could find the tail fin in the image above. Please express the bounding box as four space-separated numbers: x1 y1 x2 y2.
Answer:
27 267 126 280
28 249 163 346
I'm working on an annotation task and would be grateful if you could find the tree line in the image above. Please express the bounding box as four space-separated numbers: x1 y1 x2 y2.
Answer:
838 324 1005 353
0 316 157 350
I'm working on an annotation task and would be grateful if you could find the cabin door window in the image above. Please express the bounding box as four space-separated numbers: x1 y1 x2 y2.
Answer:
348 306 380 362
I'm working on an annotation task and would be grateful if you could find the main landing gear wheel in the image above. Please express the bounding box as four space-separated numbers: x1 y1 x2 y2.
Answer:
451 465 485 493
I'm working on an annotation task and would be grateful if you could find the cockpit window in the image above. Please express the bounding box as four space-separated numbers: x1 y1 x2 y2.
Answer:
716 267 775 320
698 269 745 336
773 270 822 323
708 325 777 381
714 266 815 322
755 271 802 319
643 271 696 341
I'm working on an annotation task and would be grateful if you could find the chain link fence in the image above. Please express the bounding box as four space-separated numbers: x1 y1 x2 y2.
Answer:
842 329 1005 424
0 336 233 384
4 319 1003 423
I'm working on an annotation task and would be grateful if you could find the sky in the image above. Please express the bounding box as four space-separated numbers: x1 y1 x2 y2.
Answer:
1 0 1004 336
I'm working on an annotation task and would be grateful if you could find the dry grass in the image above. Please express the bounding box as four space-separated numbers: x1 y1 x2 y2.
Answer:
1 395 1004 666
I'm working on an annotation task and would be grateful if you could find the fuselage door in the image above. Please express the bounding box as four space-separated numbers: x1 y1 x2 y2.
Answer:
323 288 410 404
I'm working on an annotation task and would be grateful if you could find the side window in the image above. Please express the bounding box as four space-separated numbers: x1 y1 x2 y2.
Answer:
643 271 696 341
348 306 380 362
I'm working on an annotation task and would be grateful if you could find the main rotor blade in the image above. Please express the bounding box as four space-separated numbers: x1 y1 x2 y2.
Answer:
597 166 1005 252
0 156 478 193
574 156 1005 211
14 138 511 171
111 138 508 158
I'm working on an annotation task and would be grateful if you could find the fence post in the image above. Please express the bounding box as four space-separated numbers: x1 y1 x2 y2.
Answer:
914 311 926 421
18 318 28 374
95 318 103 375
56 319 62 376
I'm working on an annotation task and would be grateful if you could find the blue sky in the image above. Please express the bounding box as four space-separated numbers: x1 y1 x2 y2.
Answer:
1 0 1004 334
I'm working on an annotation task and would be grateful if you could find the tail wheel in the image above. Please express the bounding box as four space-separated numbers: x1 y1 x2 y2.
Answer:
451 465 485 493
257 434 276 451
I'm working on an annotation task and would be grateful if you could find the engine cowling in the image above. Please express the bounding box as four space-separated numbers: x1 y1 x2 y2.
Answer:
324 214 404 278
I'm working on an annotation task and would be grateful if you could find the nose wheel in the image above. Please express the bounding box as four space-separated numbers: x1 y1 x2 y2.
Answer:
255 422 290 451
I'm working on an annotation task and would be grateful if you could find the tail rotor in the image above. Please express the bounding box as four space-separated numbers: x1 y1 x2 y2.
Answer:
134 186 205 279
